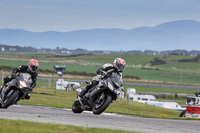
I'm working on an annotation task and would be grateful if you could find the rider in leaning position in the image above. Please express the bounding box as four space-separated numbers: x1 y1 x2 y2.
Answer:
78 58 126 98
0 59 39 103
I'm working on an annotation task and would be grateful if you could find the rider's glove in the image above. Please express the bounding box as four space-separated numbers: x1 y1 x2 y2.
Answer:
121 87 125 92
11 74 16 79
101 71 107 76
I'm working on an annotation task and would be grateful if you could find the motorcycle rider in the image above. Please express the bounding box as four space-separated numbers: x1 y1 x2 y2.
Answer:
0 59 39 103
78 58 126 97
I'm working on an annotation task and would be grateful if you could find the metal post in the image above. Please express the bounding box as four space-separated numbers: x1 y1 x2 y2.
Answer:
54 86 57 95
49 78 51 88
1 75 3 86
127 94 130 104
53 64 66 94
54 67 56 95
1 75 4 86
61 76 63 90
180 70 182 83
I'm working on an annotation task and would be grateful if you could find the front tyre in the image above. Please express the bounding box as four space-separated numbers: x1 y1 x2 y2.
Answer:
93 94 112 115
2 91 19 109
72 100 83 113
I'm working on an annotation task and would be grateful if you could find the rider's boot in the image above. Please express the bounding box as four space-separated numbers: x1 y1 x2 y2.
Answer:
78 89 87 97
0 86 3 104
24 93 31 100
78 81 92 97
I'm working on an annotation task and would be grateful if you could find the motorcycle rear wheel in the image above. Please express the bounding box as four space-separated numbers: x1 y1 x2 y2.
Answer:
2 90 18 109
72 100 83 113
179 110 186 117
93 94 112 115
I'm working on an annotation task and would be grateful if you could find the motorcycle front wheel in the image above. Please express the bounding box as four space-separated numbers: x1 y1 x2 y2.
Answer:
2 90 19 109
92 94 112 115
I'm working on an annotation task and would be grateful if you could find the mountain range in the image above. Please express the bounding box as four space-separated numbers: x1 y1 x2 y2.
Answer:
0 20 200 51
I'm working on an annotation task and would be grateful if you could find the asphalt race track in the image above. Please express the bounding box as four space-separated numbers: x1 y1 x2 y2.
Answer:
0 105 199 133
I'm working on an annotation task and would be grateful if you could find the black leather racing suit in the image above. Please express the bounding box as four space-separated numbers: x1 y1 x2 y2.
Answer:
79 63 122 96
11 65 38 89
1 65 38 101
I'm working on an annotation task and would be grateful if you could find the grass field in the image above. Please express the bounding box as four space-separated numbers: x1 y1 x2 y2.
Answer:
0 53 199 132
0 119 138 133
0 53 157 66
18 87 181 119
1 57 200 84
131 86 194 94
157 62 200 72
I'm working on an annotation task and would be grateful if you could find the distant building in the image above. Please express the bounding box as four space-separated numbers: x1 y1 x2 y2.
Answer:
1 44 200 56
61 51 71 54
9 48 17 51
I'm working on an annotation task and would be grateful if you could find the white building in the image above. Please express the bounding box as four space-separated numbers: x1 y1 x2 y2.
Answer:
56 79 80 90
126 88 184 111
127 88 156 101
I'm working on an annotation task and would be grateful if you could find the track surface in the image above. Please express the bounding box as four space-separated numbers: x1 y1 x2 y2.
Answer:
0 105 199 133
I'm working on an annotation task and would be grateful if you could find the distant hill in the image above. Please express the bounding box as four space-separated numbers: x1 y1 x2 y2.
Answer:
0 20 200 51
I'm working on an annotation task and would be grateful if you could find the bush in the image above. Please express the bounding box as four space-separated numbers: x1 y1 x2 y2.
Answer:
150 58 167 65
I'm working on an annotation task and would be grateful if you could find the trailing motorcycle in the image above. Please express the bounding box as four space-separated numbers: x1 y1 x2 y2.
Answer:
179 91 200 118
72 72 124 115
0 73 33 109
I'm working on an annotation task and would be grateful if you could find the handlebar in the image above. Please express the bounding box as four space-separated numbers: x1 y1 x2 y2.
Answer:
194 91 200 97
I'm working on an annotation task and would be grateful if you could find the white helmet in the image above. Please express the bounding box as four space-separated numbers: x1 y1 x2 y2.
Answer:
113 58 126 72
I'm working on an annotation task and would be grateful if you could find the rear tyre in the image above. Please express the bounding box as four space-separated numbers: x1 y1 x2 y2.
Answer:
72 100 83 113
2 91 18 109
93 94 112 115
179 110 186 117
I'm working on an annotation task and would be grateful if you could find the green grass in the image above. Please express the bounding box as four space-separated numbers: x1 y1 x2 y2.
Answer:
0 53 157 66
128 68 200 84
18 87 181 118
0 53 195 69
123 68 200 84
0 54 198 121
0 119 137 133
2 58 200 84
128 86 196 94
2 53 200 84
0 53 56 58
65 54 158 66
156 62 200 72
0 59 99 74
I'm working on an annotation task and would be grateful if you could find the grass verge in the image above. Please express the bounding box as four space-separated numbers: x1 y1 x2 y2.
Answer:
0 119 138 133
18 87 181 119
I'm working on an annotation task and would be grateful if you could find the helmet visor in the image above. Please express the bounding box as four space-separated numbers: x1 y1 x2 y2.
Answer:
31 65 38 71
118 64 125 69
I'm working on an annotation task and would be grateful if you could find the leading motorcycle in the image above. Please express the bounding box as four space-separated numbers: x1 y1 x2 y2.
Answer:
72 72 124 115
0 73 33 109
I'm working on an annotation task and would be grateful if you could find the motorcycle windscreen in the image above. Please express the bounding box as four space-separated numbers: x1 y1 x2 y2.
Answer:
109 73 123 88
19 73 33 87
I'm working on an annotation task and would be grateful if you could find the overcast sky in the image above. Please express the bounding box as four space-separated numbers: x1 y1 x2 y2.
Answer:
0 0 200 32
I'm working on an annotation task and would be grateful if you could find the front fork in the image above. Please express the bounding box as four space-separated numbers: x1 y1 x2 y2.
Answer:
1 79 16 101
88 87 105 108
96 92 106 104
1 86 9 101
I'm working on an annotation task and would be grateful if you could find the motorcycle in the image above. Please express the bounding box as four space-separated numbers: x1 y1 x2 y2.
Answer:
0 73 33 109
72 72 124 115
179 91 200 117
